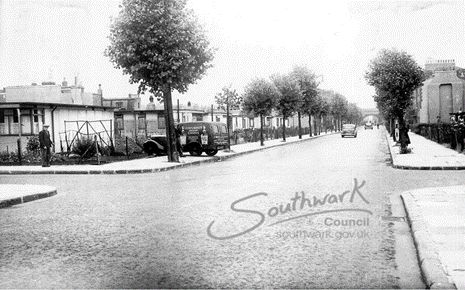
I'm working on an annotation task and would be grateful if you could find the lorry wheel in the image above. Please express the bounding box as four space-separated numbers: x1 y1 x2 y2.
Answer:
206 149 218 156
189 144 202 156
144 143 156 156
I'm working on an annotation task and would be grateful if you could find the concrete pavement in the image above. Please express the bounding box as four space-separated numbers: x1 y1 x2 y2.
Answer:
402 187 465 289
0 184 57 208
384 129 465 289
385 131 465 170
0 131 336 175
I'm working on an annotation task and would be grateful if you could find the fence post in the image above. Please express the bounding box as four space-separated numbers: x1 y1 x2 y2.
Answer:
95 135 101 165
125 136 130 159
17 138 22 165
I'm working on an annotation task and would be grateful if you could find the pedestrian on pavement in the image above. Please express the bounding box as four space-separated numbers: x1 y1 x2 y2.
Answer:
39 124 53 167
175 125 184 157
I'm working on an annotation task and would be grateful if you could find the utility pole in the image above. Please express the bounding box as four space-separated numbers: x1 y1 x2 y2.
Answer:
226 97 231 150
177 99 180 123
211 104 214 121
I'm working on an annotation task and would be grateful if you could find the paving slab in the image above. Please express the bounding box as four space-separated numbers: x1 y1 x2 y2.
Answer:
402 186 465 289
0 184 57 208
385 131 465 170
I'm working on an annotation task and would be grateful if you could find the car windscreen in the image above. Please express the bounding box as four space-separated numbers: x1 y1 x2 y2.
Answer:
342 125 355 129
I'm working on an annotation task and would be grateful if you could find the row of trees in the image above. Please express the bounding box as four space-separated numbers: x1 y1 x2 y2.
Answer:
238 66 363 145
215 68 364 147
106 0 364 161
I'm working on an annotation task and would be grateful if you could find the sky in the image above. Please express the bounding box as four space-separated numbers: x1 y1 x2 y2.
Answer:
0 0 464 109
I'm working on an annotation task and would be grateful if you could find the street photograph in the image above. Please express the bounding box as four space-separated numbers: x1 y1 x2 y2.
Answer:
1 0 465 288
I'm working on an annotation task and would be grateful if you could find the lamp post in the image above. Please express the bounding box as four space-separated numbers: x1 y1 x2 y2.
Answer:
226 99 231 151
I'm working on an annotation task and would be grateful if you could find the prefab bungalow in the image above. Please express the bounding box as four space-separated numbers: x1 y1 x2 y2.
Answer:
0 82 114 154
0 102 114 153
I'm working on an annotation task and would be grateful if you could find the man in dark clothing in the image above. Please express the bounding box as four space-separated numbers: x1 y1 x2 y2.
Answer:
175 125 184 157
39 124 53 167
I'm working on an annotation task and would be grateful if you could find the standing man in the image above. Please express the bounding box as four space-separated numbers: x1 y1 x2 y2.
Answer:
39 124 53 167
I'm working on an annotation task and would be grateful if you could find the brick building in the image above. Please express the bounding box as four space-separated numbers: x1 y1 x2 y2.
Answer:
414 59 465 124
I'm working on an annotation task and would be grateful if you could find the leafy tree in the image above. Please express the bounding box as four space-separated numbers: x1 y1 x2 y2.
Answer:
272 74 302 141
106 0 214 162
365 48 425 149
215 86 242 149
330 92 348 131
291 66 319 137
347 103 363 125
314 93 331 134
242 79 278 146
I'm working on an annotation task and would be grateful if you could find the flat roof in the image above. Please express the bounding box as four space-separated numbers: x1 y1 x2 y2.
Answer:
0 102 114 110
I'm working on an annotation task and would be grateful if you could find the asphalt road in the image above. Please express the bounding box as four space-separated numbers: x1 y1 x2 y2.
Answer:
2 127 465 288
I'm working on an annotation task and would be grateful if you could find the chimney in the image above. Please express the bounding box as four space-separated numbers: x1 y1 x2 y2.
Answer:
62 77 68 87
98 84 102 95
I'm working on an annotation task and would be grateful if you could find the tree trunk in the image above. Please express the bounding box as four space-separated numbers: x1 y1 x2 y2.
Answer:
163 84 178 162
226 103 231 150
260 114 264 146
298 111 302 139
282 116 286 141
398 115 410 151
308 115 312 137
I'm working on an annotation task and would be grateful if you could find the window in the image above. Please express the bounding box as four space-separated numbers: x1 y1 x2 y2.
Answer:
216 116 221 122
0 110 4 123
33 109 38 122
115 115 124 130
220 124 227 134
158 113 166 129
115 101 123 108
138 114 146 130
213 125 219 134
266 117 272 126
13 110 18 123
242 118 246 128
250 118 254 127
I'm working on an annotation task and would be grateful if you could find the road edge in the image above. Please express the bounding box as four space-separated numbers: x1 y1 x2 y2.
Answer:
0 188 58 208
400 192 457 289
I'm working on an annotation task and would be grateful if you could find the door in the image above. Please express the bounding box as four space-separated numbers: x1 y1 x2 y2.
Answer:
439 84 452 122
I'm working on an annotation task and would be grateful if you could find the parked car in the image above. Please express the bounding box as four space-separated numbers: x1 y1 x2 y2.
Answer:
178 121 229 156
365 122 373 129
143 134 169 156
341 124 357 138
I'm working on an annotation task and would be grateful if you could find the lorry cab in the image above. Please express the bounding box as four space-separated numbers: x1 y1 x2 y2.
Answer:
178 122 229 156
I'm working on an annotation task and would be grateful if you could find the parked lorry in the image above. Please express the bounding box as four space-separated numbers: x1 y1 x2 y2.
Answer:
143 121 229 157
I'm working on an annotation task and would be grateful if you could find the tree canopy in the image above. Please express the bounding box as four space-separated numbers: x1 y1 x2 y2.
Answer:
365 48 425 118
242 79 278 117
215 86 242 111
291 66 319 117
105 0 215 95
272 74 302 119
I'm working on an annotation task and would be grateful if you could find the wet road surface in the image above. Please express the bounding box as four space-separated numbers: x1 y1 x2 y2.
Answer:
2 128 465 288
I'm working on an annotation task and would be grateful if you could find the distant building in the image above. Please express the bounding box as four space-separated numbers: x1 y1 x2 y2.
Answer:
102 94 141 111
111 98 206 141
413 59 465 124
0 81 113 153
